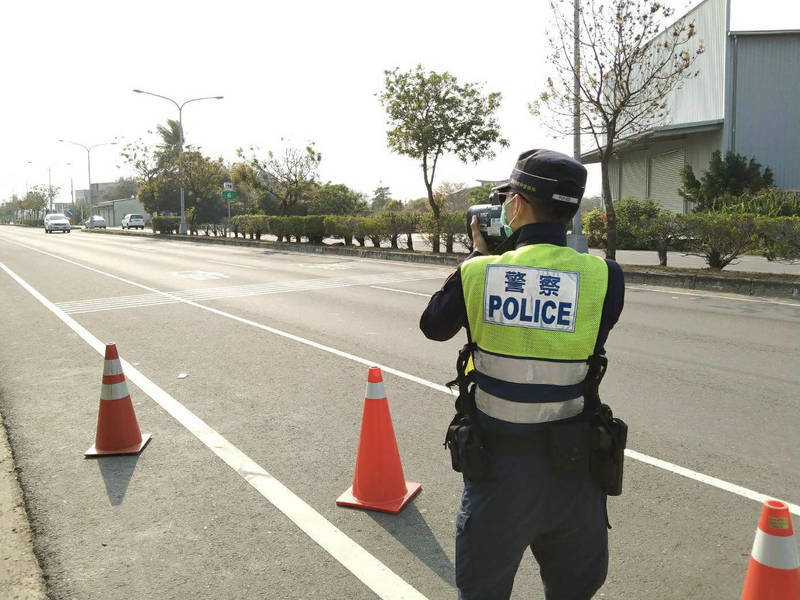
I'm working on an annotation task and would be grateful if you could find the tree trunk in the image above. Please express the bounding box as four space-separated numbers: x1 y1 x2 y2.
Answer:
600 157 617 260
406 232 414 251
658 247 668 266
426 182 440 254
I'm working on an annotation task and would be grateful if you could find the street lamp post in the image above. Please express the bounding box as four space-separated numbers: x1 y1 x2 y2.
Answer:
567 0 589 253
132 89 224 235
59 139 116 228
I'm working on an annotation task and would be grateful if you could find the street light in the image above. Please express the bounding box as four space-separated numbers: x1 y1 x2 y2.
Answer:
132 89 224 235
58 139 116 228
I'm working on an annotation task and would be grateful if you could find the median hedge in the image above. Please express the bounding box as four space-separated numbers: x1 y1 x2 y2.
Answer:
156 206 798 268
222 213 461 252
583 199 800 268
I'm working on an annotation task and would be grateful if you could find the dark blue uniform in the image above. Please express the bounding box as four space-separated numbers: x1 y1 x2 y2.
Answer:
421 223 624 600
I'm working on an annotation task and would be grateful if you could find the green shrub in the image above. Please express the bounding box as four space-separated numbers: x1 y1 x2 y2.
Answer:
375 213 413 249
712 188 800 217
582 208 606 249
303 216 325 244
267 216 288 242
439 212 466 253
754 216 800 262
677 213 757 269
419 213 440 252
615 197 663 250
152 216 180 234
323 215 354 245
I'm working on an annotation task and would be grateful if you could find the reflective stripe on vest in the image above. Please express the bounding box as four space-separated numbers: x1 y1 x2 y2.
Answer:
461 244 608 426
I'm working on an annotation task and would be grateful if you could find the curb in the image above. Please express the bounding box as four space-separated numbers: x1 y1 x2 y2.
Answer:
83 228 800 300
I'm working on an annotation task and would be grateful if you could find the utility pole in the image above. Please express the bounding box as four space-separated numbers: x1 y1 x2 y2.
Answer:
566 0 589 253
59 139 115 228
133 89 224 235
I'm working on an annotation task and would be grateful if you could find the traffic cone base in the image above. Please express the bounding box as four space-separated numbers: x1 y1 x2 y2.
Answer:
86 433 151 457
337 366 421 514
85 343 151 458
336 480 421 515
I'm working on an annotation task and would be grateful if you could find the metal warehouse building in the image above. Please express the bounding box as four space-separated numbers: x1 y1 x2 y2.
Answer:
582 0 800 213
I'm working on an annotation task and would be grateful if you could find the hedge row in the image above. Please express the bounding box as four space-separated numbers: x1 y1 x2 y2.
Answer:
583 199 800 268
221 213 469 251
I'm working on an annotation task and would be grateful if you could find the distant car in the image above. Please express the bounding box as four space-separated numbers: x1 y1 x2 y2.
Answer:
85 215 107 229
121 213 145 230
44 213 71 234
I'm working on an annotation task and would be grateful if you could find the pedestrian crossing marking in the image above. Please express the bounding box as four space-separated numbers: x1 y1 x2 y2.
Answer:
55 269 449 314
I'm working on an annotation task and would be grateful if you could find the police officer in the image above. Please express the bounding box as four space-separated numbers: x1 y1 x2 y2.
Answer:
420 149 624 599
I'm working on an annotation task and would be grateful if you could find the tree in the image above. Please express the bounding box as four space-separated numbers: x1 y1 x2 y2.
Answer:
468 184 494 206
379 65 507 252
436 181 471 213
679 150 774 211
180 151 229 230
371 185 392 211
307 183 367 215
121 138 179 214
24 185 59 219
96 177 138 203
240 143 321 215
531 0 703 259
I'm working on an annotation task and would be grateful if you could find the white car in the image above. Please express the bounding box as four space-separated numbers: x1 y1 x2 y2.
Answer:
44 213 71 234
121 213 145 229
85 215 107 229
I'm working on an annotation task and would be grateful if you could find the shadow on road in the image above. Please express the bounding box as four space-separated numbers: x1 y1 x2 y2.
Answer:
96 455 140 506
368 503 456 587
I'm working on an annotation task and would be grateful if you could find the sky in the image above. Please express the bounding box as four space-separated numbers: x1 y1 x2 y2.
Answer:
1 0 798 206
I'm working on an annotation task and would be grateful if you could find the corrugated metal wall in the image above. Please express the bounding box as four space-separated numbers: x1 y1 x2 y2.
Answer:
660 0 727 125
732 34 800 190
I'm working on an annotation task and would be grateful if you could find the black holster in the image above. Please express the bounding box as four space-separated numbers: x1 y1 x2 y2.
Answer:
444 344 492 481
585 355 627 496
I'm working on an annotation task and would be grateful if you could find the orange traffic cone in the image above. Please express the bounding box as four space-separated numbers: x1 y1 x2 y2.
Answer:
85 343 151 457
741 499 800 599
336 366 421 514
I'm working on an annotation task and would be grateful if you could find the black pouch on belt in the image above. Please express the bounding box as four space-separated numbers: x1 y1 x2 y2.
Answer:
590 405 628 496
444 343 493 482
548 419 590 472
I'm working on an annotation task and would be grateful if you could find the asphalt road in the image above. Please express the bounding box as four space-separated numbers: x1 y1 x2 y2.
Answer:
0 225 798 599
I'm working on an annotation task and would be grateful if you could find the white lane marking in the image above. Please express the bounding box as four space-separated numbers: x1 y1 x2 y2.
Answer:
370 286 432 298
628 285 800 307
4 240 799 515
0 261 427 600
171 270 229 281
208 260 259 269
625 450 800 515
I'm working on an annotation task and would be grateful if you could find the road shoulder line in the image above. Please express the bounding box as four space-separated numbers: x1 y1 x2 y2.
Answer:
0 261 427 600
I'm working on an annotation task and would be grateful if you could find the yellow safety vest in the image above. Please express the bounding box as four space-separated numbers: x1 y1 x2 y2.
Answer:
460 244 608 429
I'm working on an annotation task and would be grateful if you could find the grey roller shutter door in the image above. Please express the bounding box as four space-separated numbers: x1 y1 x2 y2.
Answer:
649 149 686 213
620 156 647 201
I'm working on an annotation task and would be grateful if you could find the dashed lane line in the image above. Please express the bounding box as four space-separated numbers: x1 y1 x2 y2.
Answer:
0 260 428 600
3 239 799 517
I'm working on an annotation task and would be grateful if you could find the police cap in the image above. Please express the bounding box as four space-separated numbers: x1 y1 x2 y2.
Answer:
497 149 587 206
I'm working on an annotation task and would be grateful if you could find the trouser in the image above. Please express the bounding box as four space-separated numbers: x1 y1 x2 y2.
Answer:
455 451 608 600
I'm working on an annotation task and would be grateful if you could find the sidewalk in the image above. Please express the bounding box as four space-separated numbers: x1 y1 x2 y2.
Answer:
0 409 47 599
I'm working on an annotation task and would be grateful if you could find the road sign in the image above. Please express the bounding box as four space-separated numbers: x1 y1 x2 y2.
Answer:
223 181 233 191
222 190 237 200
65 209 74 217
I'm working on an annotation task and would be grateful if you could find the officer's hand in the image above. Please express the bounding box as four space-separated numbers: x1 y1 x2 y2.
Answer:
470 216 490 254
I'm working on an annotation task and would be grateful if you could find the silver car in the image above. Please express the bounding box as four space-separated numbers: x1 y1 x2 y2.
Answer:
44 213 71 234
85 215 107 229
